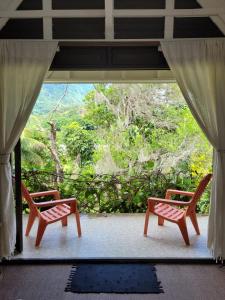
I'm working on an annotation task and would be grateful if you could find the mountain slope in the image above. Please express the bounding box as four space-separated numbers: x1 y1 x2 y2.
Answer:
33 83 94 115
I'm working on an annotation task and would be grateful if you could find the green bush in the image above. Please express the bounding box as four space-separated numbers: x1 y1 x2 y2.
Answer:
21 170 211 215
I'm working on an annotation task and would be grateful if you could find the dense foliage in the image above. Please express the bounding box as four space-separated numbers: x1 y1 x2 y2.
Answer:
21 83 212 214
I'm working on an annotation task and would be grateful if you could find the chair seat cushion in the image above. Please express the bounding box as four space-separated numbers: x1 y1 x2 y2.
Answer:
41 204 71 222
154 203 185 221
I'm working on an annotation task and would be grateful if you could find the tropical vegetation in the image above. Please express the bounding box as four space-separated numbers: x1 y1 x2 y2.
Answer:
21 83 212 214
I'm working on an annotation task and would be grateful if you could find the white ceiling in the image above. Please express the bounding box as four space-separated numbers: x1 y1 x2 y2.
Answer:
0 0 23 10
197 0 225 8
1 0 225 40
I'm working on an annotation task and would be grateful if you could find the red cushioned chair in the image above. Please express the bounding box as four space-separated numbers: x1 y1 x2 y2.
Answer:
144 174 212 245
21 182 81 247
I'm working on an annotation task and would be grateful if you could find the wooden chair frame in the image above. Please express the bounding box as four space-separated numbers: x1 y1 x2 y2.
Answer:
21 182 82 247
144 174 212 245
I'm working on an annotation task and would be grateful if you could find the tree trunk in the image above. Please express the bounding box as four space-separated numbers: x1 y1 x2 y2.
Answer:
48 121 64 184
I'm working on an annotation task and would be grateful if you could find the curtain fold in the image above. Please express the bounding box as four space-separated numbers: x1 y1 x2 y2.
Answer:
161 39 225 259
0 40 57 258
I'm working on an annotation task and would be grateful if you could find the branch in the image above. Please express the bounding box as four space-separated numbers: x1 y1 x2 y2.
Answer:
48 84 69 121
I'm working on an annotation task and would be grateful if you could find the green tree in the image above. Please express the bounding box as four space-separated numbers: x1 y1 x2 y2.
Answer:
63 121 95 166
21 127 49 169
22 83 212 214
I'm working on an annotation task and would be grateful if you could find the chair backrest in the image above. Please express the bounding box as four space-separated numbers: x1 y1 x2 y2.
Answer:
21 181 38 213
187 173 212 213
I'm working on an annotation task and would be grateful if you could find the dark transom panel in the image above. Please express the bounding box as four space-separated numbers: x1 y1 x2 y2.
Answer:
52 0 105 9
175 0 201 9
111 47 168 69
17 0 42 10
114 0 165 9
51 46 108 70
52 18 105 39
115 18 165 39
0 19 43 39
174 17 224 38
50 45 169 70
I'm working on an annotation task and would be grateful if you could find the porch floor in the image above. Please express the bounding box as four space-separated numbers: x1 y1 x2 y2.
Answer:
16 214 211 259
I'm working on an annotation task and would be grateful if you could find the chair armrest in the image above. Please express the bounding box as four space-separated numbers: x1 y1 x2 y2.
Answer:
166 189 195 198
148 197 191 206
30 190 60 199
35 198 77 207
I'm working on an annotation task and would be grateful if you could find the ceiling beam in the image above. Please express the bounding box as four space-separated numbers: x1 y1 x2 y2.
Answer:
43 0 52 40
0 10 105 18
114 8 225 18
197 0 225 35
1 8 225 19
58 41 160 47
105 0 114 40
2 38 225 42
0 0 23 30
211 15 225 34
164 0 175 39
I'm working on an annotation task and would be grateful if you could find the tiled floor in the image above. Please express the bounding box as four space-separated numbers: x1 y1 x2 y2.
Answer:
15 214 211 259
1 264 225 300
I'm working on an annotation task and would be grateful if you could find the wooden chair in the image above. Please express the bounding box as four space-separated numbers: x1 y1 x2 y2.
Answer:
144 174 212 245
21 182 82 247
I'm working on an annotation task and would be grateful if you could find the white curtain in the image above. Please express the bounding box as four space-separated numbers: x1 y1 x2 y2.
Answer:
0 40 57 258
161 39 225 259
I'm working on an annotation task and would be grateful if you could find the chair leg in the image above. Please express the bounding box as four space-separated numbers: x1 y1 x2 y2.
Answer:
189 212 200 235
35 219 47 247
61 217 68 227
144 209 150 236
75 211 82 237
25 211 36 236
158 216 164 226
178 218 190 246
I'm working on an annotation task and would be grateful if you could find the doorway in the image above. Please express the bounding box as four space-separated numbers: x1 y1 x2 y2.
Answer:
14 81 212 259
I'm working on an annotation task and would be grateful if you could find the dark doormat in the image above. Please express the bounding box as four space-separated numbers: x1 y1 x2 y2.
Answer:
65 263 163 294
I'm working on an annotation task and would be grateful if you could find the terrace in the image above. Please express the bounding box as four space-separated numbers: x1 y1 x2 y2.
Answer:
15 171 211 260
17 213 210 259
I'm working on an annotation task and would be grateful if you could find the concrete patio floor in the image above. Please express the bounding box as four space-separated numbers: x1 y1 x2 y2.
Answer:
15 214 211 259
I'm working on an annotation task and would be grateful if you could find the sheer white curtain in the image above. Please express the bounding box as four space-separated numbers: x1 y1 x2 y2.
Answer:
161 39 225 259
0 40 57 258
